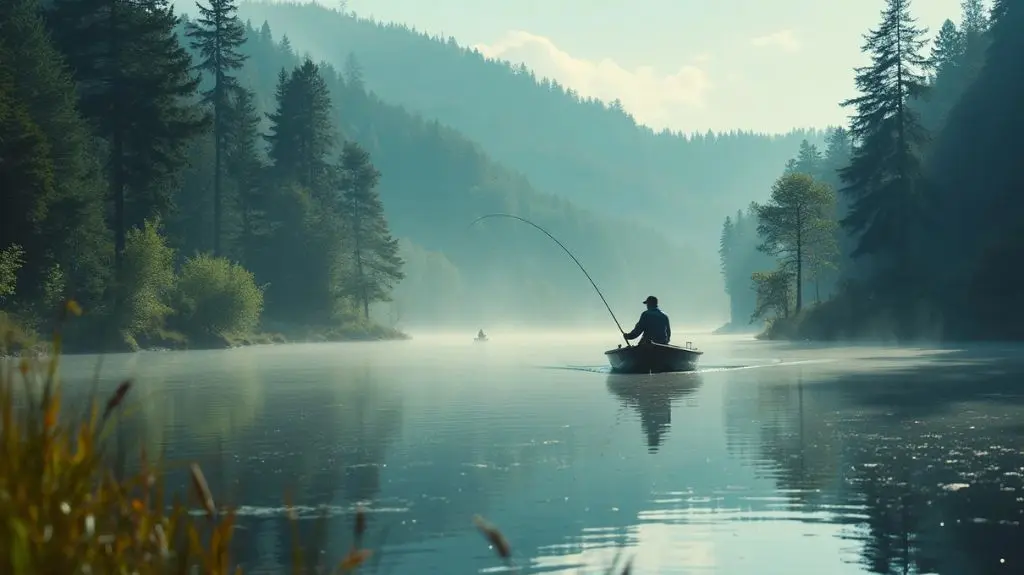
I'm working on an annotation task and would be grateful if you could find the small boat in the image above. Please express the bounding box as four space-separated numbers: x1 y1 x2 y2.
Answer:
604 341 702 374
474 329 489 343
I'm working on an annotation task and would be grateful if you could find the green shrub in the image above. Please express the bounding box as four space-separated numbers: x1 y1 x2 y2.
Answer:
0 244 25 305
40 262 65 313
174 253 263 338
117 219 177 342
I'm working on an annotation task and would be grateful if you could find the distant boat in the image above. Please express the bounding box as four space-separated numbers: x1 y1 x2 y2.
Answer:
604 341 702 374
474 330 489 343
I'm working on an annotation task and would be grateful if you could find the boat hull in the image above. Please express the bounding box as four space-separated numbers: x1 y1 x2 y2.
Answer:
604 342 702 374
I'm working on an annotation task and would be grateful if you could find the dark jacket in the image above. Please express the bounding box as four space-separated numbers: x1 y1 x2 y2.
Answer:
624 307 670 344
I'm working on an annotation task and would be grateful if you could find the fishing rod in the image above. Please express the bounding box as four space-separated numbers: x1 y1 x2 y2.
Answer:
468 213 630 345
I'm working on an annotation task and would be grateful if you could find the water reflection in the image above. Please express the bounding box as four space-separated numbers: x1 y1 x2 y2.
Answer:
605 373 702 452
725 352 1024 575
50 341 1024 573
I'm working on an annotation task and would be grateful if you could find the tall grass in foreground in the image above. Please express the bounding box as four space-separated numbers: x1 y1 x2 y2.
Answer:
0 301 633 574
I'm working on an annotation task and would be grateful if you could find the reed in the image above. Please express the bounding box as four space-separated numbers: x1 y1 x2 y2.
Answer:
0 301 632 574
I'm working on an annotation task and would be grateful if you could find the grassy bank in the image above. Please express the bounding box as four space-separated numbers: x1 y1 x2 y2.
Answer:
2 310 408 357
0 302 600 573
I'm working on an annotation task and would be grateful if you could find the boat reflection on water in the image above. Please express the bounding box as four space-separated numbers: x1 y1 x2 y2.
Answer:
605 373 703 453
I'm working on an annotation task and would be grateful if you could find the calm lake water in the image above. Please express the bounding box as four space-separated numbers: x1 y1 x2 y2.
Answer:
56 332 1024 574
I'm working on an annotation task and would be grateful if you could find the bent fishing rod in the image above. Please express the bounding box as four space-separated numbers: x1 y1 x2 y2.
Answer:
468 213 631 345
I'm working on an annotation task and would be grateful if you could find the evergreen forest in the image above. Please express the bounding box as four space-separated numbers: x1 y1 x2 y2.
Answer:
2 0 746 352
5 0 1022 350
718 0 1024 342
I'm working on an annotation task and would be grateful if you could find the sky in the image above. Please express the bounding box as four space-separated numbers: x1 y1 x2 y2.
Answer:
319 0 969 134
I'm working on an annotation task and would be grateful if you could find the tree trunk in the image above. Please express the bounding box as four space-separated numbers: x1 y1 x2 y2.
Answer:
795 209 803 313
213 80 222 256
213 12 224 256
111 0 125 270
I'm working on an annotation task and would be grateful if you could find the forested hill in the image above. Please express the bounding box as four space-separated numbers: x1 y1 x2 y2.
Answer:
233 1 825 254
222 20 726 326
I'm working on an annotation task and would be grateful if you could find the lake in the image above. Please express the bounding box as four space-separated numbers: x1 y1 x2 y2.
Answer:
56 332 1024 574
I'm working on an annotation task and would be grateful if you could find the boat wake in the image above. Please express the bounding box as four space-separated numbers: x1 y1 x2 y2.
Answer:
546 358 833 375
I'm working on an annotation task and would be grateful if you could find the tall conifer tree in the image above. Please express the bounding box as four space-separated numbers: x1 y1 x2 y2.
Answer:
187 0 247 255
839 0 930 265
47 0 207 268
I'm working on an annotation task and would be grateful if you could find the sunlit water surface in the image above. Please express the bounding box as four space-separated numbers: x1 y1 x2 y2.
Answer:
56 331 1024 574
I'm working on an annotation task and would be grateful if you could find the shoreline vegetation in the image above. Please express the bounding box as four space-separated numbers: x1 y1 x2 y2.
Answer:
0 305 567 574
717 0 1021 344
2 0 410 356
0 310 409 357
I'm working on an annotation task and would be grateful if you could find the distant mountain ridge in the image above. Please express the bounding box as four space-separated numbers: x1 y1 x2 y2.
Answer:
234 0 827 254
216 18 728 326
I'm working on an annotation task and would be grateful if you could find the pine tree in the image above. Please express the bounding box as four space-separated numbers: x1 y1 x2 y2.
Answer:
46 0 207 268
343 53 365 91
921 20 967 132
957 0 991 95
265 59 336 195
839 0 930 265
0 43 55 295
187 0 247 255
794 140 824 177
822 128 853 187
718 215 734 290
259 61 342 324
337 141 404 320
224 88 265 262
821 127 857 280
928 20 964 79
961 0 989 38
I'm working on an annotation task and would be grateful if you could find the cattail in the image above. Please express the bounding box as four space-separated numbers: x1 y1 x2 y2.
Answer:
189 463 216 519
102 380 131 421
473 515 511 560
354 507 367 542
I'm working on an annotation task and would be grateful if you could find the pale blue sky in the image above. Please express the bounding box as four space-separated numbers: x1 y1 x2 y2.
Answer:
249 0 969 133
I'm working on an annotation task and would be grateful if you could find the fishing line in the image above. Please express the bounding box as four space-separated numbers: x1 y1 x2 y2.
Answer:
468 213 629 340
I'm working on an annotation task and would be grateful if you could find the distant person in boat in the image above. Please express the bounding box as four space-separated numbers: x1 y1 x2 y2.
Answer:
623 296 670 345
477 329 487 339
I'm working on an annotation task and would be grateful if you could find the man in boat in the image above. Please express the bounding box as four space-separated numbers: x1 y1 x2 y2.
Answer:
623 296 670 345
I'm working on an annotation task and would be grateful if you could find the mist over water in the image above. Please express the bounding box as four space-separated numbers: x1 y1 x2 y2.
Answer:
54 334 1024 574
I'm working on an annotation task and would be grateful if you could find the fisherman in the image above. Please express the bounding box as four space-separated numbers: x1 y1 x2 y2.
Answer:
623 296 670 345
477 329 487 339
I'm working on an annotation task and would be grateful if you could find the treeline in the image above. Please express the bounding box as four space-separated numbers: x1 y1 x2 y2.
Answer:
2 0 728 349
233 1 827 256
719 0 1024 341
717 132 852 331
0 0 403 351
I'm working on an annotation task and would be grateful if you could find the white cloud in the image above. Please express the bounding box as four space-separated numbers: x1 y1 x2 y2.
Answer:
473 30 712 131
749 29 801 53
